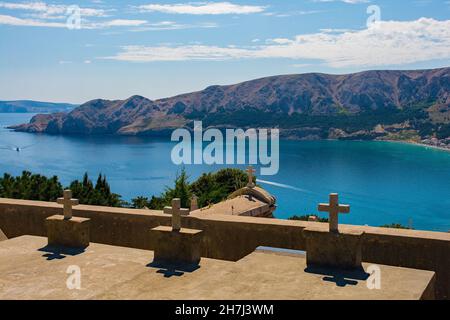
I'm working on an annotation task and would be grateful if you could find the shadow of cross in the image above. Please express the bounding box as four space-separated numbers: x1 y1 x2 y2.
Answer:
163 198 189 231
318 193 350 233
57 189 79 220
38 245 85 261
146 261 200 278
304 266 368 287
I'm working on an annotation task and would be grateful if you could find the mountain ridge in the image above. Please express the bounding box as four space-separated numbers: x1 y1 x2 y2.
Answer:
0 100 78 113
9 67 450 143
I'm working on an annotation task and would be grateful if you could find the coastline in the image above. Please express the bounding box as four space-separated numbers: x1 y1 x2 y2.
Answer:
3 112 450 153
382 139 450 153
282 136 450 153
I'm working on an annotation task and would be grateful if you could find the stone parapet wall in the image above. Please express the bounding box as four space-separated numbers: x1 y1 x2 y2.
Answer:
0 198 449 299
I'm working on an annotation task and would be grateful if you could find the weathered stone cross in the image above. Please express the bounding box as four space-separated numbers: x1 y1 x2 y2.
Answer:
246 165 256 188
57 189 79 220
164 198 189 232
318 193 350 233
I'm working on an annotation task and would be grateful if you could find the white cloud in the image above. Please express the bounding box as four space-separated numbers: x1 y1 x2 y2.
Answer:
0 13 66 27
266 38 295 45
263 10 321 18
0 13 147 29
104 18 450 68
138 2 266 15
0 2 216 30
0 1 109 18
105 44 251 62
96 19 147 27
0 2 47 11
320 28 354 33
129 20 218 32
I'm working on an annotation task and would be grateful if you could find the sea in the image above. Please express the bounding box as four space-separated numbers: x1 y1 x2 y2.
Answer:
1 113 449 232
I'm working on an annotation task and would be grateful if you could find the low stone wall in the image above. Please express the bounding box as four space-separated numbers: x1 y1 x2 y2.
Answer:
0 198 449 299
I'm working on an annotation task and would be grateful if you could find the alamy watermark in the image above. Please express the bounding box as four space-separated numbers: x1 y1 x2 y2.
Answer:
366 264 382 290
66 265 81 290
366 5 382 29
171 121 279 176
66 5 81 30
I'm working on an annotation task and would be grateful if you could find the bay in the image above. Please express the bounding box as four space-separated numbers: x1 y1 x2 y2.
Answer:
1 113 449 232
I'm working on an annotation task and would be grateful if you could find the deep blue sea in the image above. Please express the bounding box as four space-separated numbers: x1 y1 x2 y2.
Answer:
1 113 449 232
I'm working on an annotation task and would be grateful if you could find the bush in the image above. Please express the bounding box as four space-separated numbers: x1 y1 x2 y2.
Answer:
0 168 250 211
379 223 413 230
0 171 124 207
69 173 124 207
288 215 329 222
132 168 250 210
190 168 248 208
0 171 63 201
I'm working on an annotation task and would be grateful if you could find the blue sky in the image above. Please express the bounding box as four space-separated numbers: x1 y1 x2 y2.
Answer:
0 0 449 103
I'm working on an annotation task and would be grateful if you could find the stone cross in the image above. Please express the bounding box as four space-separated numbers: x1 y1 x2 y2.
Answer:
190 194 199 211
164 198 189 232
57 189 79 220
318 193 350 233
246 165 256 188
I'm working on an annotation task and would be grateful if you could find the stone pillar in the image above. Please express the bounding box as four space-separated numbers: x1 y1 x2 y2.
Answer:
190 195 199 211
46 215 90 248
304 227 364 269
150 226 203 265
46 190 90 248
152 198 203 265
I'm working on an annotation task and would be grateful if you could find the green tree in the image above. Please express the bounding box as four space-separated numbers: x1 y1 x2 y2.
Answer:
69 173 123 207
135 168 249 210
0 171 63 201
132 196 150 209
190 168 249 208
2 168 251 211
164 168 192 208
143 168 192 209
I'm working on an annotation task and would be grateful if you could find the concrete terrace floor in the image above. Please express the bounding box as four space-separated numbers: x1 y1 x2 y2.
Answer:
0 236 435 300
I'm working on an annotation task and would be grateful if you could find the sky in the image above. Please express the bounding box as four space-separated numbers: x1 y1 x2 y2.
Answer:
0 0 449 103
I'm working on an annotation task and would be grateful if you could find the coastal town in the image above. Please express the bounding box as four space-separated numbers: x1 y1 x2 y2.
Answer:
420 137 450 151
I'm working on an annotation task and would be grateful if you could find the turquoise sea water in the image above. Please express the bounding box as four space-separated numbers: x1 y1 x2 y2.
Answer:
1 113 449 232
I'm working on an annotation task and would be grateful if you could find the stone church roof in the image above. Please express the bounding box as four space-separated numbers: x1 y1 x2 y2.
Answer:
228 186 276 206
190 186 276 218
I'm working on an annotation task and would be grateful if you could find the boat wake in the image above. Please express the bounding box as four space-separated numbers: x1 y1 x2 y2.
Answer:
256 179 313 194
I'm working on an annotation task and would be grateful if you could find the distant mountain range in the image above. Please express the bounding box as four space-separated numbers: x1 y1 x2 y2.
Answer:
0 100 77 113
9 67 450 141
